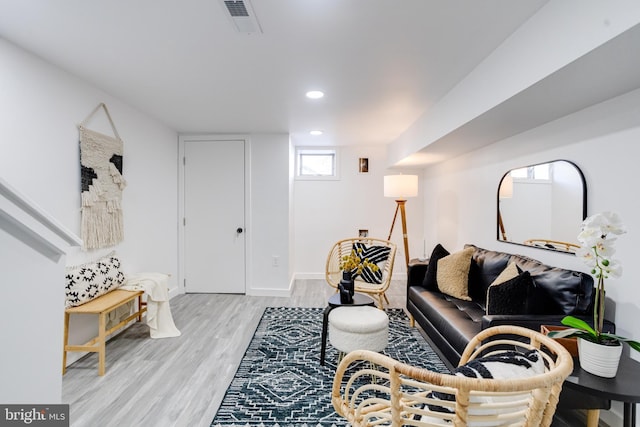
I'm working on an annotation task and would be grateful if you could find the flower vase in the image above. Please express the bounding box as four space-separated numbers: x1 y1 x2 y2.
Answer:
578 337 623 378
339 271 354 304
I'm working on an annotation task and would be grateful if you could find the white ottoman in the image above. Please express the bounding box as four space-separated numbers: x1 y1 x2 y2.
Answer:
328 306 389 356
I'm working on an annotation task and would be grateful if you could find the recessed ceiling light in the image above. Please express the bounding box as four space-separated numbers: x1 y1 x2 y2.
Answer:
310 130 323 136
306 90 324 99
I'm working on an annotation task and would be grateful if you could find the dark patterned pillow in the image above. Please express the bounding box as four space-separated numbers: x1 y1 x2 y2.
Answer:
422 244 449 291
351 242 391 284
65 251 126 308
486 263 533 315
426 349 544 416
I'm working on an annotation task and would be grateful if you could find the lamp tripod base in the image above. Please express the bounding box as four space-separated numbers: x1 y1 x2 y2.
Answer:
388 199 410 267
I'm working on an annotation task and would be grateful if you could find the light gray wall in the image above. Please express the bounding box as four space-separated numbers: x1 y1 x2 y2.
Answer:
0 180 79 404
247 133 291 295
0 38 179 372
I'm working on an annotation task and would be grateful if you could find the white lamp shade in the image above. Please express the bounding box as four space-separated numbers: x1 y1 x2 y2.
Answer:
384 175 418 199
499 173 513 199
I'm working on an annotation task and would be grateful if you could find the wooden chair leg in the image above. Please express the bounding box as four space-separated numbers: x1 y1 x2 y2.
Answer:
62 312 70 375
586 409 600 427
98 312 107 376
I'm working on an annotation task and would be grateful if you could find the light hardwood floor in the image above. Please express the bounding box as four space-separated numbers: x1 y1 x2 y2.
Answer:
62 279 594 427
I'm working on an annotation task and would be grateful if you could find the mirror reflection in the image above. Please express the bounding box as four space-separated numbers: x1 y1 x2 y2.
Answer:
497 160 587 253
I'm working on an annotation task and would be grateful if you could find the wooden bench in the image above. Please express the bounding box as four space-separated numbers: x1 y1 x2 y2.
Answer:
62 289 147 376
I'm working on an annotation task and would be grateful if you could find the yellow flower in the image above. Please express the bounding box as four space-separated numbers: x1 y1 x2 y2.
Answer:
340 249 379 274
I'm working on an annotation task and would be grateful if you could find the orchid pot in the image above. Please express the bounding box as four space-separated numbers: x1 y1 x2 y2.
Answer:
578 336 622 378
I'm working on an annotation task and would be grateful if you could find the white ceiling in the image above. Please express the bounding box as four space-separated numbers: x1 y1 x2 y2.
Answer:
0 0 549 147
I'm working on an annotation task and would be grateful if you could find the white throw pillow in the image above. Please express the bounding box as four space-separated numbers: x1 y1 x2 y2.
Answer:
65 251 126 308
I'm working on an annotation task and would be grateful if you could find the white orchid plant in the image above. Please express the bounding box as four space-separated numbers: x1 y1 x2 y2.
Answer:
548 212 640 351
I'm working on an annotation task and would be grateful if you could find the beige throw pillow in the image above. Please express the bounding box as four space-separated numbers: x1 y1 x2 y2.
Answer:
490 261 520 287
486 262 532 315
436 247 474 301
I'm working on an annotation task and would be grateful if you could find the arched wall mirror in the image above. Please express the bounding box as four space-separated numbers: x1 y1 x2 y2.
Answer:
497 160 587 253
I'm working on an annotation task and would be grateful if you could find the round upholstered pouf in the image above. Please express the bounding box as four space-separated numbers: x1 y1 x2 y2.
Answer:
328 306 389 355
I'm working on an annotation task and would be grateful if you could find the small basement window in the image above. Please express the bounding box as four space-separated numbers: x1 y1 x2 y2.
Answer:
296 148 339 180
510 163 552 182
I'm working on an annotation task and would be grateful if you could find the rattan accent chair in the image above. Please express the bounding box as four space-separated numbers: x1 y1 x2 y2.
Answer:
325 238 397 309
332 325 574 427
523 238 580 252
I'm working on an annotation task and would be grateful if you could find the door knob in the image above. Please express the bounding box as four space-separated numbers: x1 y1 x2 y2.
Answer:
236 227 244 234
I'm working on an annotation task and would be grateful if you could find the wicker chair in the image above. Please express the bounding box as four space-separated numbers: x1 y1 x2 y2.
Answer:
523 239 580 252
325 238 397 309
332 325 574 427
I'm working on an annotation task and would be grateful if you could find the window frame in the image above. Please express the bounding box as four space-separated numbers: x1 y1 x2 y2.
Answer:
295 147 340 181
510 163 553 184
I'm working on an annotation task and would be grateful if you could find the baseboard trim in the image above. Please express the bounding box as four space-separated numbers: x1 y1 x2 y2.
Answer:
246 277 294 297
246 288 292 297
294 272 324 280
168 287 182 298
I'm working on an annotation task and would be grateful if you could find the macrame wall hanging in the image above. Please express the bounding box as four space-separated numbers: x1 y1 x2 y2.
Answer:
78 103 127 250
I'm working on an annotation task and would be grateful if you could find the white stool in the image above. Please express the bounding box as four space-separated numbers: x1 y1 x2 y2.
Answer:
328 306 389 358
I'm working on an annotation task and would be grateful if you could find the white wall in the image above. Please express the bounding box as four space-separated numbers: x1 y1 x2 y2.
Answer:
0 225 68 403
550 160 583 243
1 178 81 404
422 88 640 424
501 180 553 244
0 38 179 371
293 145 424 278
247 133 291 295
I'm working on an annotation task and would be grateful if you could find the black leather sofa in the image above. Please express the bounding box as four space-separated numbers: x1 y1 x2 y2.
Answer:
407 243 613 410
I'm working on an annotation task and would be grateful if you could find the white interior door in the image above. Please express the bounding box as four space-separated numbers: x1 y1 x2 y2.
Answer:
183 139 245 293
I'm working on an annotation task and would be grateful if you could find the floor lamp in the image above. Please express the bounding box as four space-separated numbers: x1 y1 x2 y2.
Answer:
384 174 418 267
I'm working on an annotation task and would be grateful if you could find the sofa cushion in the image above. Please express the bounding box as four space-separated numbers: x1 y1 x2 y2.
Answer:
422 243 449 291
409 286 483 356
512 254 592 315
466 244 593 315
466 244 512 303
486 263 533 315
437 247 474 301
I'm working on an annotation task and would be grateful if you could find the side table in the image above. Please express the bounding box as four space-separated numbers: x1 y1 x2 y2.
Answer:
563 352 640 427
319 292 375 365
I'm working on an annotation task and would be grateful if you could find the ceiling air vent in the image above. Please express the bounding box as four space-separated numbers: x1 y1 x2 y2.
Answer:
221 0 262 34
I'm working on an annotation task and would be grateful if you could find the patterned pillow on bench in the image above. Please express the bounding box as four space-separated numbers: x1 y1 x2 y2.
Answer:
64 251 126 308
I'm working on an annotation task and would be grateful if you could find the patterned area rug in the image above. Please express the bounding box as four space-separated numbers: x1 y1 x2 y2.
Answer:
211 306 449 427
